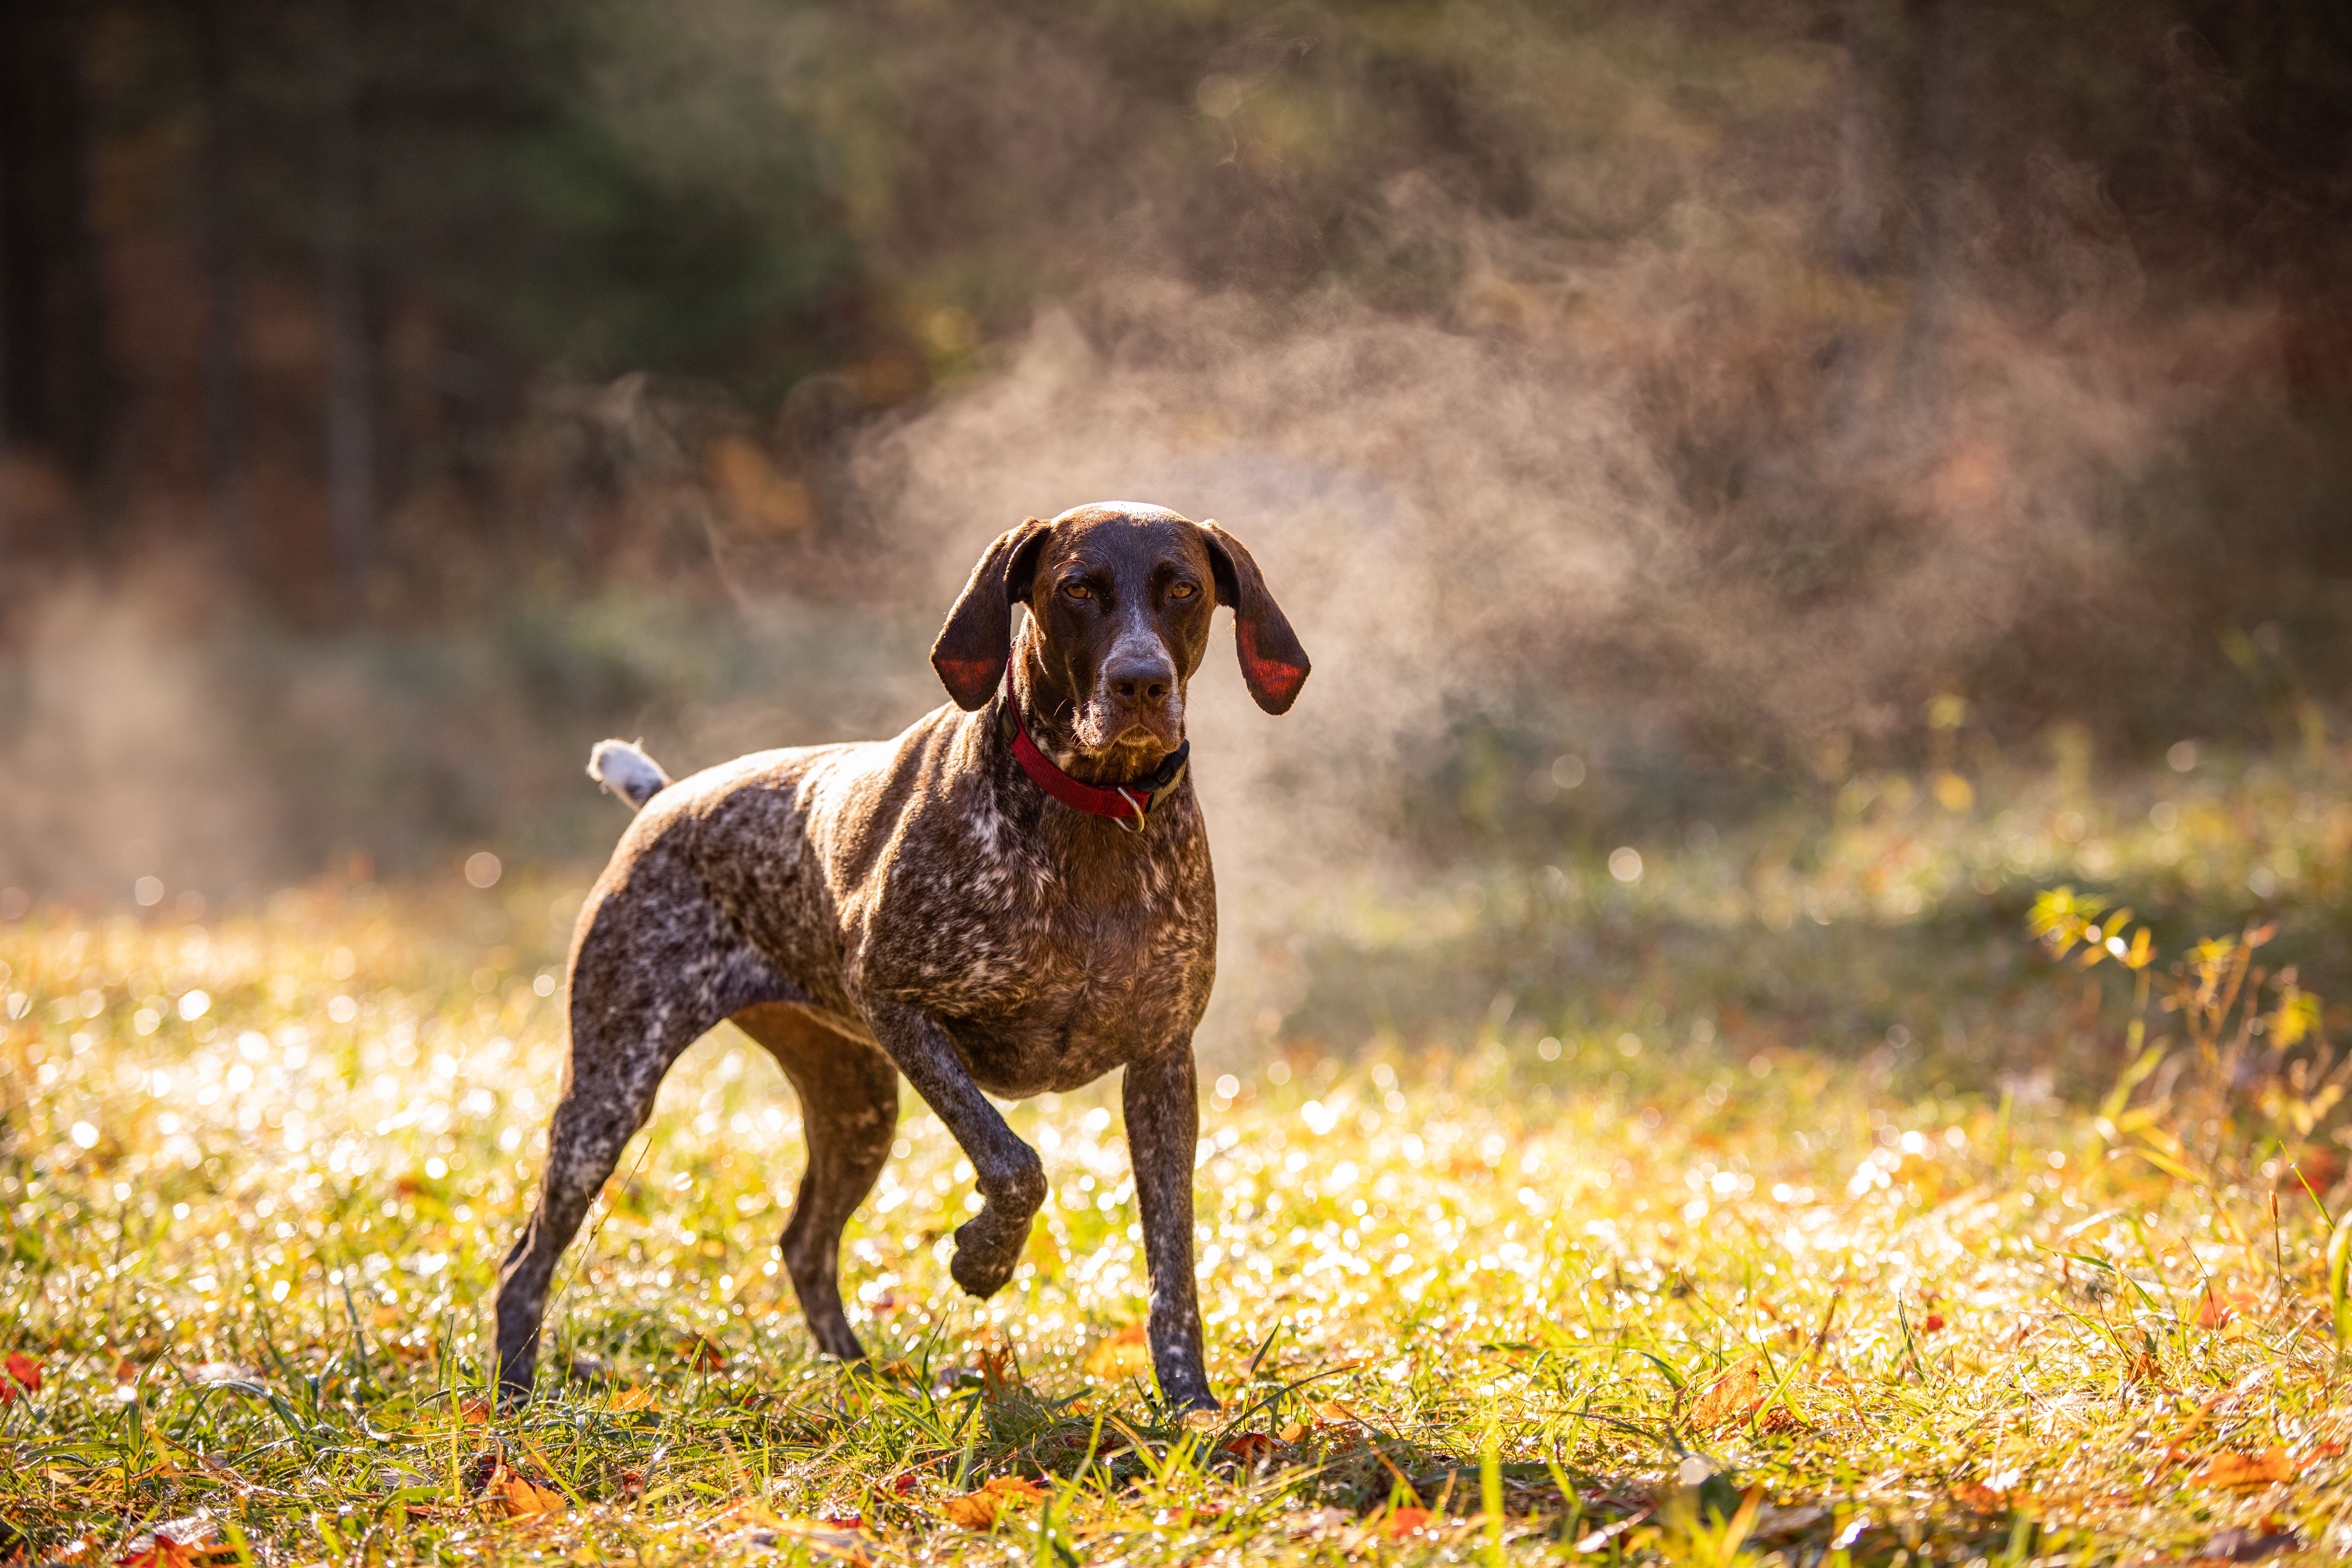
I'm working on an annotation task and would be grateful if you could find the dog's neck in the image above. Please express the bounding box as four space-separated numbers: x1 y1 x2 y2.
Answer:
1004 637 1184 789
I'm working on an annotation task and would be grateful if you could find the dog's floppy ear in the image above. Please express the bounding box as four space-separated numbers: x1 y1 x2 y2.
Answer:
1199 520 1310 714
932 517 1052 710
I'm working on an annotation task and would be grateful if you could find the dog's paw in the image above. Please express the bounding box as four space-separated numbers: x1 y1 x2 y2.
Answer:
948 1216 1027 1298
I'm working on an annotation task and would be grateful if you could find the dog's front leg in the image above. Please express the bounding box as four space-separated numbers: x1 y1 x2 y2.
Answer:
1123 1042 1217 1412
861 998 1046 1298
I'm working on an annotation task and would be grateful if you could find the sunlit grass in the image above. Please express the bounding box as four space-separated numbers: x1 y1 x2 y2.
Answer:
5 809 2351 1562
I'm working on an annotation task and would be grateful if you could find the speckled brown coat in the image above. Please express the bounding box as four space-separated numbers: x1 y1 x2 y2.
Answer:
491 502 1308 1412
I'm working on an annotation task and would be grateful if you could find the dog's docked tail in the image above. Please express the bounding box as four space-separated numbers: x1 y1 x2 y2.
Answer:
588 740 671 812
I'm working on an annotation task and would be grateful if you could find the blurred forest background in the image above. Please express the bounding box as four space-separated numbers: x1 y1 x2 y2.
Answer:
4 0 2351 1066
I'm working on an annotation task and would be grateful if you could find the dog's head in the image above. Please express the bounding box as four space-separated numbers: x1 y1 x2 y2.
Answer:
931 502 1308 769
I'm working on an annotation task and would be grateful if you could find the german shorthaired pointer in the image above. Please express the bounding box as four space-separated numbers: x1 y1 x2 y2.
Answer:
492 501 1308 1412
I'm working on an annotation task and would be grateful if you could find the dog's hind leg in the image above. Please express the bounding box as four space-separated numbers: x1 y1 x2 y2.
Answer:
732 1002 899 1360
492 849 790 1403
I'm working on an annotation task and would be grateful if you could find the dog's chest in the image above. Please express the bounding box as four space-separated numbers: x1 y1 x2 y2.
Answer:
883 799 1215 1093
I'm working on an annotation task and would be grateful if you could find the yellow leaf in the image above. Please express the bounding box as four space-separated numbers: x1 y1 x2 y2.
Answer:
610 1384 657 1412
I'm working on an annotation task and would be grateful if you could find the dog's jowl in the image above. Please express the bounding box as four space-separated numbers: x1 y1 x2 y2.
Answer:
491 502 1308 1412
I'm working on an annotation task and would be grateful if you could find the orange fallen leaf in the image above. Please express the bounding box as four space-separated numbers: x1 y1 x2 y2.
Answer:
1950 1481 2011 1513
684 1336 727 1371
610 1384 658 1412
503 1474 566 1517
2192 1447 2292 1489
118 1545 236 1568
457 1398 492 1426
1687 1358 1768 1433
940 1474 1048 1529
1312 1399 1367 1428
1385 1506 1436 1539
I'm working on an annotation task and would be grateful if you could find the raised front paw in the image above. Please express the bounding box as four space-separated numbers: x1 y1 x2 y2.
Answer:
948 1209 1029 1297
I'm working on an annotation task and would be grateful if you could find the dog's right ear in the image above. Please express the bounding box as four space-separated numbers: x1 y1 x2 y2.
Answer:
931 518 1052 710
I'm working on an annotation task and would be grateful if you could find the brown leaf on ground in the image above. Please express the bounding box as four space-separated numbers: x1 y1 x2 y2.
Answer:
610 1384 657 1411
940 1474 1048 1529
457 1398 492 1426
1688 1358 1768 1433
684 1335 727 1371
2191 1447 2292 1489
1950 1481 2020 1513
1219 1432 1283 1465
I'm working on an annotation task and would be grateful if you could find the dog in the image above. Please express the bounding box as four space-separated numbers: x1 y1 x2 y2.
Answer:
491 501 1308 1412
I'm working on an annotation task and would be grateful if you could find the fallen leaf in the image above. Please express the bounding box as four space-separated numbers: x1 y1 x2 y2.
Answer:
117 1514 230 1568
1687 1358 1768 1433
887 1471 921 1496
1950 1481 2012 1513
611 1384 658 1412
2199 1525 2301 1561
503 1474 566 1517
1384 1506 1435 1539
1084 1324 1152 1379
2192 1447 2292 1489
2 1352 41 1399
1219 1432 1283 1465
817 1511 865 1530
118 1545 234 1568
115 1358 140 1382
684 1336 727 1371
457 1398 492 1426
1312 1399 1367 1428
978 1344 1021 1397
1920 1314 1946 1334
940 1474 1048 1529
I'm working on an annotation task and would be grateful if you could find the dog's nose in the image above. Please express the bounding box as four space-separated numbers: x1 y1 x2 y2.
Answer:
1104 652 1175 709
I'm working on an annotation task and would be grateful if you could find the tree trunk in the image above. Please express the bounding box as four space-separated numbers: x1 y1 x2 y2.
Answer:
191 0 252 577
321 0 372 624
0 0 111 513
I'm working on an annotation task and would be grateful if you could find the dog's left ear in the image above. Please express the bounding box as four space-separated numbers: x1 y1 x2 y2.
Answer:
932 518 1052 710
1199 520 1310 714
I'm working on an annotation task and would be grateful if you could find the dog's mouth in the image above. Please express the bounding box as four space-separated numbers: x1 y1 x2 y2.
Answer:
1073 694 1185 765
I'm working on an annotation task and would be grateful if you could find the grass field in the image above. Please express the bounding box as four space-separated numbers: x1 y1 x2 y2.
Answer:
6 753 2352 1564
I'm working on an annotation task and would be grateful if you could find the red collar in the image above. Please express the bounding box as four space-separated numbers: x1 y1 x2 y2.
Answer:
996 668 1190 832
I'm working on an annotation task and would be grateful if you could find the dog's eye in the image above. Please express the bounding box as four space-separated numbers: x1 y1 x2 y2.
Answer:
1062 582 1090 600
1170 582 1197 600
